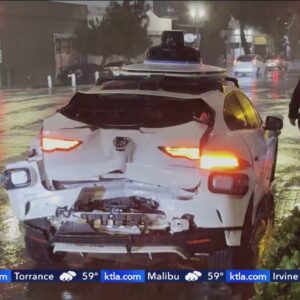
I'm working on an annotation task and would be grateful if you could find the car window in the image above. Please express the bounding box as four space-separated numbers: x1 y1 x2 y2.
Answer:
236 92 262 128
223 94 248 130
237 55 255 62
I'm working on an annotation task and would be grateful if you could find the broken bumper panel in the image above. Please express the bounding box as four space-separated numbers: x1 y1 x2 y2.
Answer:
52 228 228 259
5 160 246 247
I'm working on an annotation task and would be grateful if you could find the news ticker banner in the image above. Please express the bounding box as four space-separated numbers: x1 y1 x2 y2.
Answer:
1 269 300 283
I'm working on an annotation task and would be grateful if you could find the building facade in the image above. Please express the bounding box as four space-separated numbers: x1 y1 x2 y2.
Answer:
0 1 87 88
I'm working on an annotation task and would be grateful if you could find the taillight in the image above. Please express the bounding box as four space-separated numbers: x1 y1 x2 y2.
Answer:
41 137 82 152
253 58 257 65
199 151 249 170
208 173 249 195
160 148 250 170
233 59 237 65
159 147 199 160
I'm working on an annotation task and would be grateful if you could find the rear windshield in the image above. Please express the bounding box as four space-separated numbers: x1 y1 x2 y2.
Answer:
59 93 214 128
237 55 255 62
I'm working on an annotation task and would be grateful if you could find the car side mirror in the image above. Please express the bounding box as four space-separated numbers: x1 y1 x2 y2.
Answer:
264 115 283 131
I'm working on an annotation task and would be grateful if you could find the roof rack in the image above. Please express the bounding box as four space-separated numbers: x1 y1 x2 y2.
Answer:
97 74 239 89
96 74 228 94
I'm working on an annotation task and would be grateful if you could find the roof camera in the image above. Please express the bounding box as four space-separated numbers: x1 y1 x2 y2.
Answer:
146 31 201 63
161 31 185 48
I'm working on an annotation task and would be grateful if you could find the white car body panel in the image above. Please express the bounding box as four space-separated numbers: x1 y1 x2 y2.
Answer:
43 115 208 187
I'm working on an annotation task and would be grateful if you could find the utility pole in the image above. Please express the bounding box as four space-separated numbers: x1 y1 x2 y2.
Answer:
190 7 205 50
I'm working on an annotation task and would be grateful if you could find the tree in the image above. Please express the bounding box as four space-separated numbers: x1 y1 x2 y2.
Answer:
176 1 234 65
74 0 152 66
199 1 236 64
288 2 300 59
232 1 292 56
104 0 152 61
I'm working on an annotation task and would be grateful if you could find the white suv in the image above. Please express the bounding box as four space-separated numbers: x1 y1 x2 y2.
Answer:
1 33 282 268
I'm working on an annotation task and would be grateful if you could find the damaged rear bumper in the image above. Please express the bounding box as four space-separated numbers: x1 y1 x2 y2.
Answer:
23 221 229 259
4 160 247 247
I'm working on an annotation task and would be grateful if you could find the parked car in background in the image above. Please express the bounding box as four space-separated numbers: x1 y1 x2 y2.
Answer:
233 54 265 77
103 61 133 76
265 55 288 72
58 63 102 85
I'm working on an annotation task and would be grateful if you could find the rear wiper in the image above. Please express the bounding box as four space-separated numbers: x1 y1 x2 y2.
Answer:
60 125 100 131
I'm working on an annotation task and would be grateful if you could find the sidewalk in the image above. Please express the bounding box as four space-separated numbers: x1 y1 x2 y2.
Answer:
273 184 300 222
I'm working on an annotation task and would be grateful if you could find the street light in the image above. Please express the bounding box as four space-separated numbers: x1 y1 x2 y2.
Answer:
190 9 196 19
198 9 205 18
190 7 206 49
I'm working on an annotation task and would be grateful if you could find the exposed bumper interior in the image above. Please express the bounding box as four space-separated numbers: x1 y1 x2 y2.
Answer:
24 221 229 259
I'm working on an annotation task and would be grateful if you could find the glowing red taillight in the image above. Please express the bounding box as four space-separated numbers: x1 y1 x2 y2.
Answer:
199 151 240 170
160 148 250 170
159 147 199 160
41 137 82 152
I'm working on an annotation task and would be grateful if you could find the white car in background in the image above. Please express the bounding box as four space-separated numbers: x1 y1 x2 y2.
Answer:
1 32 282 269
233 54 265 77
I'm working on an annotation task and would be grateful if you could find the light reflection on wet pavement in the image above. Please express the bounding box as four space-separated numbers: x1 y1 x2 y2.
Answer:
0 73 300 299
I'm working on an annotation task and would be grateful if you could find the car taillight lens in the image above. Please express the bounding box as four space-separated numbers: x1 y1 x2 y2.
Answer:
199 151 240 170
253 58 257 65
41 137 82 152
159 147 199 160
208 173 249 195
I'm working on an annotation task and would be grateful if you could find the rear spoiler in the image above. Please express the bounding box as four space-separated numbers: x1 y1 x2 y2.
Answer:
96 75 228 94
97 74 240 90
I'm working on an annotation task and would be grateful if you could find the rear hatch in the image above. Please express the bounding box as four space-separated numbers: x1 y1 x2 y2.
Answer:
42 91 214 190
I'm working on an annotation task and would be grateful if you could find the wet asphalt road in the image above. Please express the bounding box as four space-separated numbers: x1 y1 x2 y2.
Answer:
0 71 300 299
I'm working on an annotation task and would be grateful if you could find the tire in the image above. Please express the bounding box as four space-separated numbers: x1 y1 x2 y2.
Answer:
236 199 255 268
208 247 235 269
25 235 65 264
208 199 254 269
246 193 275 268
270 142 278 183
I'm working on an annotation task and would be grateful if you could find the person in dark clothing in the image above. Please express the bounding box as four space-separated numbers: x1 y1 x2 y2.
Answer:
289 78 300 127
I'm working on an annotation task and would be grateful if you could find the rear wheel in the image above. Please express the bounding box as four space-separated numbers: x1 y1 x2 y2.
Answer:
270 142 278 183
208 247 235 269
209 194 274 269
241 193 275 268
25 235 65 264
